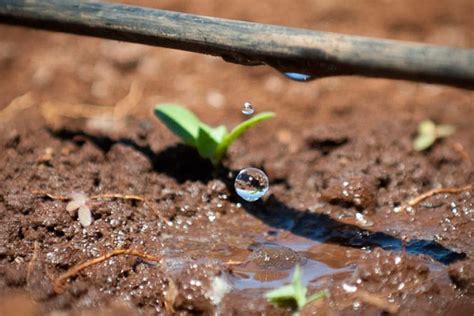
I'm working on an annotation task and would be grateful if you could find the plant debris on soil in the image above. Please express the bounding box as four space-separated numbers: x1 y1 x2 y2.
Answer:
0 0 473 315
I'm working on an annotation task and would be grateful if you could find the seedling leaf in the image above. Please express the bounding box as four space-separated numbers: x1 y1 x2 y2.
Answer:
154 104 201 146
210 125 228 143
436 124 455 138
413 119 455 151
413 132 436 151
196 125 220 161
307 290 328 304
154 104 274 165
418 119 436 136
215 112 275 163
291 265 307 309
266 284 297 303
266 265 326 315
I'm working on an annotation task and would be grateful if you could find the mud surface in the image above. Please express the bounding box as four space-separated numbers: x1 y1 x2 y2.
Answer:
0 0 473 315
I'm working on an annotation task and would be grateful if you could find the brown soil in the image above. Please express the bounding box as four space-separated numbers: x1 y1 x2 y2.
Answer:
0 0 473 315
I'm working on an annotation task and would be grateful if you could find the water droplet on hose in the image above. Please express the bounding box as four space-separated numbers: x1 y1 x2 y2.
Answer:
234 168 269 202
284 72 313 82
242 101 254 115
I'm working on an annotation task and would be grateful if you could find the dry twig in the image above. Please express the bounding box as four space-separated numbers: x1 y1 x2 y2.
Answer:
39 100 113 128
164 277 178 314
32 191 145 202
27 241 40 283
224 259 246 266
31 191 68 201
53 249 161 292
0 92 35 122
90 193 144 201
113 80 143 120
452 142 471 162
39 81 141 130
408 184 472 206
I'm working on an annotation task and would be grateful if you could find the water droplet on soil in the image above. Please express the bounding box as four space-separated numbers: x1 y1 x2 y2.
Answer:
450 202 459 216
353 301 361 310
234 168 269 202
284 72 313 82
394 256 402 265
207 211 217 222
242 101 254 115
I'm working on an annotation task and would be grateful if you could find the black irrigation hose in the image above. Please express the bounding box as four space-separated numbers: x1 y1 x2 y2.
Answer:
1 0 473 89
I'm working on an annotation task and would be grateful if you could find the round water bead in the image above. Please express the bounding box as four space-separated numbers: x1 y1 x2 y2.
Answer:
242 101 254 115
234 168 269 202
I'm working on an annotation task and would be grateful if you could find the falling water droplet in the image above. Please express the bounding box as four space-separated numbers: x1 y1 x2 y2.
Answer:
234 168 269 202
242 101 254 115
284 72 313 82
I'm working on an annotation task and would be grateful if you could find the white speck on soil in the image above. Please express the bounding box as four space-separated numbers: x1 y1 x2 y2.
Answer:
207 275 232 305
66 192 93 227
78 205 92 227
342 283 357 293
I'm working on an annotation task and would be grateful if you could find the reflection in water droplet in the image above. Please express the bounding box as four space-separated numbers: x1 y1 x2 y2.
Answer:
242 101 254 115
234 168 269 202
284 72 313 82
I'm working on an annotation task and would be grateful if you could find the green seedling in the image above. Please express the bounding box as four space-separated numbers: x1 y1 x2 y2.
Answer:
266 265 328 316
413 119 455 151
154 104 275 165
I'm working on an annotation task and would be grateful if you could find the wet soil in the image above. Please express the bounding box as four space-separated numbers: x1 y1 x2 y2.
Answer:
0 0 473 315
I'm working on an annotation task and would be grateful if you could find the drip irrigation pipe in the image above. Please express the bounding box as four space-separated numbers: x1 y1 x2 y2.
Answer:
1 0 473 89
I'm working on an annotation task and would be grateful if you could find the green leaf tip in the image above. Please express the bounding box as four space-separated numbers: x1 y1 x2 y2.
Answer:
413 119 455 151
214 112 275 163
266 265 327 315
154 104 274 165
154 104 201 146
196 126 218 159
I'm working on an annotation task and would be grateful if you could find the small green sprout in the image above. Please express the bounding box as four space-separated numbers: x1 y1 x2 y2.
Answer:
154 104 275 165
413 119 455 151
266 265 328 316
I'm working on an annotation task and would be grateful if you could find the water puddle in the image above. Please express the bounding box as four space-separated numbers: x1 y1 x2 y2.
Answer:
225 231 355 291
242 198 466 265
231 258 352 290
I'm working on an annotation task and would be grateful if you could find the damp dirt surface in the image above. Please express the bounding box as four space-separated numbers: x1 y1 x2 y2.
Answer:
0 0 473 315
